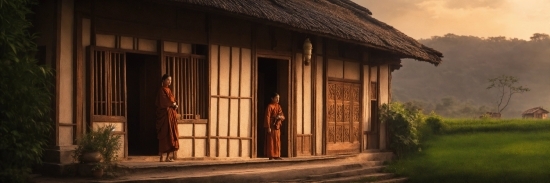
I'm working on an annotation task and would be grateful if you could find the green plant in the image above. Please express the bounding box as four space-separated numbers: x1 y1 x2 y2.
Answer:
0 0 53 182
73 124 121 166
425 112 445 134
380 102 423 158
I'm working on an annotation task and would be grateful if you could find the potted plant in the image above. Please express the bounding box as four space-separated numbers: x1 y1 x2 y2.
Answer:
73 124 121 177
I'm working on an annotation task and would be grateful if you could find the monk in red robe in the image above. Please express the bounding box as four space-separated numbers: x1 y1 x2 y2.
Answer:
156 74 180 162
265 92 285 160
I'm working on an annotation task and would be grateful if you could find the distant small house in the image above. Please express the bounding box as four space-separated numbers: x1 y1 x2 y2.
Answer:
522 107 549 119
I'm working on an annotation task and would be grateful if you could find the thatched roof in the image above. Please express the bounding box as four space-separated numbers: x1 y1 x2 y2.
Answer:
167 0 443 65
522 107 549 115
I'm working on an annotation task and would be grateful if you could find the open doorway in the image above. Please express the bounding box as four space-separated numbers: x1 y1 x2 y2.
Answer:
126 53 161 156
257 57 290 158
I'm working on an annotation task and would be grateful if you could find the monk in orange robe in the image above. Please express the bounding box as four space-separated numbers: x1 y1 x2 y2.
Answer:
265 92 285 160
156 74 180 162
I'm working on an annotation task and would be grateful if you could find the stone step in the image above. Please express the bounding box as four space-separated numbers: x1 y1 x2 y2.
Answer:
115 151 393 176
30 151 398 183
104 160 385 182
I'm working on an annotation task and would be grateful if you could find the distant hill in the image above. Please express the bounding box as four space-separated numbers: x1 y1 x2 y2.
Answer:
392 33 550 118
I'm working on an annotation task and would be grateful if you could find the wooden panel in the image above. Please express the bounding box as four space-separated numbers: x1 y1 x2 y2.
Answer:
297 134 312 156
326 81 361 154
230 47 240 96
219 98 229 136
195 139 206 157
242 139 250 157
219 46 230 96
240 99 251 137
229 139 239 157
240 48 252 97
209 139 216 157
219 139 228 157
211 45 219 95
195 124 207 137
229 99 239 137
179 139 193 157
180 124 193 136
210 98 218 135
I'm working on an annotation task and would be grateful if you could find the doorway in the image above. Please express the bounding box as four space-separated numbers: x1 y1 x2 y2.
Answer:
256 57 290 158
126 53 161 155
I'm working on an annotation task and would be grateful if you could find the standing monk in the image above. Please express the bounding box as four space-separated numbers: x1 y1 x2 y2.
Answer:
156 74 180 162
265 92 285 160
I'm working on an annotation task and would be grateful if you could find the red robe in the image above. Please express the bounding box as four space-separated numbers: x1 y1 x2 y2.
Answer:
264 102 285 158
155 86 180 154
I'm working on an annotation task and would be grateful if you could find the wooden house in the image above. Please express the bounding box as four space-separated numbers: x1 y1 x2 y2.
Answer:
33 0 442 174
522 107 549 119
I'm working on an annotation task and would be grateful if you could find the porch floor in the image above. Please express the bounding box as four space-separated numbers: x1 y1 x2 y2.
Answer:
31 150 406 183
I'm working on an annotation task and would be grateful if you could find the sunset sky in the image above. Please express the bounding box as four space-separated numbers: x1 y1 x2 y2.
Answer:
353 0 550 40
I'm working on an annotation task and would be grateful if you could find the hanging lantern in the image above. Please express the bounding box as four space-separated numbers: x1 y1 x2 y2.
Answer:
303 38 312 66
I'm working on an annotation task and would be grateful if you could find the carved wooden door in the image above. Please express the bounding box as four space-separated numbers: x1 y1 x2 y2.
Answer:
88 46 127 157
326 81 361 154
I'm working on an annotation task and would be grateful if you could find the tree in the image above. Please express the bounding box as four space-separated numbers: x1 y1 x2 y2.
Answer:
530 33 550 41
486 75 530 114
0 0 53 182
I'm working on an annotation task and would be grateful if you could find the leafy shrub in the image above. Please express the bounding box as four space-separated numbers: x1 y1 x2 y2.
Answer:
0 0 53 182
73 124 122 165
425 112 446 134
380 102 423 158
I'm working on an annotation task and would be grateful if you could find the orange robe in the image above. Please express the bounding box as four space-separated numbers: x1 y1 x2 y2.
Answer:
155 86 180 154
264 102 285 158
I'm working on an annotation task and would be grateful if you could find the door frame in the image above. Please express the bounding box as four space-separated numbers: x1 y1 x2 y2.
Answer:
255 53 293 158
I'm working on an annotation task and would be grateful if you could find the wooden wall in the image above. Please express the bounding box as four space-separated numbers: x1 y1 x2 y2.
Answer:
209 45 253 158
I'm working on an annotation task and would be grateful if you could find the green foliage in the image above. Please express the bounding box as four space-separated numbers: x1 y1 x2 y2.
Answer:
425 112 446 134
443 118 550 134
379 102 423 158
387 131 550 183
0 0 53 182
73 124 122 165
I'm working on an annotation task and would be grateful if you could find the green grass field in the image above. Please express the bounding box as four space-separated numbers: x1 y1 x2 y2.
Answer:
388 119 550 183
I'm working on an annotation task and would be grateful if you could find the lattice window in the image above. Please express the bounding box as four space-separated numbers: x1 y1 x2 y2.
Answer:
91 50 126 116
163 54 208 120
370 82 378 100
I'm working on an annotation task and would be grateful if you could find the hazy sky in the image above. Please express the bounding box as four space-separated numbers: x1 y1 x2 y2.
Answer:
353 0 550 40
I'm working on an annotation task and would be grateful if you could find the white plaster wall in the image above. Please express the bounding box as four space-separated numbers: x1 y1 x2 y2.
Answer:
164 41 178 53
210 45 219 95
58 0 74 146
343 61 360 80
96 34 115 48
209 45 253 157
138 38 156 52
327 59 343 78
